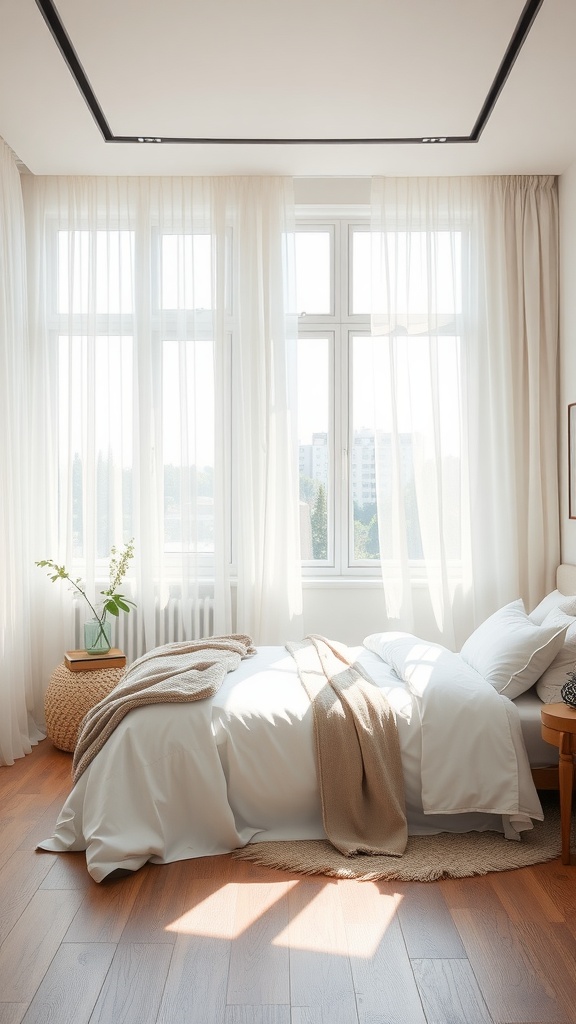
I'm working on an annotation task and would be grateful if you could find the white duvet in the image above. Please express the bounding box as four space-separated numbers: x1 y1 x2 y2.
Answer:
38 639 543 881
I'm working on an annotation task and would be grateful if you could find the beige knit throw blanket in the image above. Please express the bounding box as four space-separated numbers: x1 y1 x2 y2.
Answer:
287 635 407 858
72 634 256 784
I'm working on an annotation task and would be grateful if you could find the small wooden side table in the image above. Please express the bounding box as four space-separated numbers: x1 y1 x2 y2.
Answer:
541 702 576 865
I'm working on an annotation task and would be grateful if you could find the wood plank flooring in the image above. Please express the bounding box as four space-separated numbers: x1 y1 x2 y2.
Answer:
1 740 575 1024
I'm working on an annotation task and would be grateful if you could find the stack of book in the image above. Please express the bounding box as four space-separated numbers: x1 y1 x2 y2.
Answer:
64 648 127 673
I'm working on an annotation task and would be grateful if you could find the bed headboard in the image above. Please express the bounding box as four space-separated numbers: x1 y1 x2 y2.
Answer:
557 563 576 595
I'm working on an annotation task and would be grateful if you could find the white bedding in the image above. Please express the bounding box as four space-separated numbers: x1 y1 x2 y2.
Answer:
39 641 543 882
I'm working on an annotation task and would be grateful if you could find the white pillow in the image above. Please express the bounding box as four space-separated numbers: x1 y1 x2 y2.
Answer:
460 599 569 700
535 608 576 703
528 589 576 625
364 633 449 677
363 632 416 661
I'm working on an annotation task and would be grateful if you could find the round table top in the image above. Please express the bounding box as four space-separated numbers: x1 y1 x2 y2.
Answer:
541 702 576 732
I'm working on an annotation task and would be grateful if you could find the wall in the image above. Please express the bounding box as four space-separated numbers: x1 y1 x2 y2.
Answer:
301 578 454 647
294 177 370 207
302 581 387 646
559 163 576 563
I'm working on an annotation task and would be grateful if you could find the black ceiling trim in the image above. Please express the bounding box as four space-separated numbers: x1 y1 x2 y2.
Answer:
34 0 545 146
469 0 544 142
35 0 113 141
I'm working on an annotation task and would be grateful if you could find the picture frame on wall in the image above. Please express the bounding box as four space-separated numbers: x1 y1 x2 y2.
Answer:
570 404 576 519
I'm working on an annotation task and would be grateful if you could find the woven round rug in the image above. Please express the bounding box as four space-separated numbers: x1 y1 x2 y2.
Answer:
232 799 574 881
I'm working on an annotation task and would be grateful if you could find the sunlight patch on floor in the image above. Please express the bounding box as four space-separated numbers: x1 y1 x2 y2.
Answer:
272 880 403 958
165 882 241 938
165 878 403 958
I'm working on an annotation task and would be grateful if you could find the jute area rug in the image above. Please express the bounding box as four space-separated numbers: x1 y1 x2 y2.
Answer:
232 798 574 882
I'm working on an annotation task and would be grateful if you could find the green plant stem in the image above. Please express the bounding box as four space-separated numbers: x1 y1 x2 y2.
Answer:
66 578 109 647
36 541 135 653
87 617 110 649
65 576 100 623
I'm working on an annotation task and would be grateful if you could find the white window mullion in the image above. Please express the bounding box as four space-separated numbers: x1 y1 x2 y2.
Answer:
335 324 348 576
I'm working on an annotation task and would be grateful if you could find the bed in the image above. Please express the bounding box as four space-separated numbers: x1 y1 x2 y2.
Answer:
519 563 576 786
38 565 576 882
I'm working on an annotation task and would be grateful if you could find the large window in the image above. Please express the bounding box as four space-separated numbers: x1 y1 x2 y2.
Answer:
295 216 463 575
54 226 222 568
296 218 381 575
54 211 463 581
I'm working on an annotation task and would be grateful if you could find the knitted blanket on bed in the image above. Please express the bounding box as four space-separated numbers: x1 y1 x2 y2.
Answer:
286 635 407 858
72 634 256 784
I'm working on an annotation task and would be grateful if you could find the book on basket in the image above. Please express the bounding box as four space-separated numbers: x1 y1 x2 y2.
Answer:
64 648 127 672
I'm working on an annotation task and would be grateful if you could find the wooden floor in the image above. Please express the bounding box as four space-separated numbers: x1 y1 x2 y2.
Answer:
1 742 575 1024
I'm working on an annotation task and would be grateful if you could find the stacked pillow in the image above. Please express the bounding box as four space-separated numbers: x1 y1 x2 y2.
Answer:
460 598 569 700
528 591 576 703
365 589 576 703
528 589 576 626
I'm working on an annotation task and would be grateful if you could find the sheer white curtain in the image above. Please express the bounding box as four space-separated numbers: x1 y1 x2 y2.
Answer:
0 140 45 764
221 178 302 641
370 175 559 647
23 174 301 689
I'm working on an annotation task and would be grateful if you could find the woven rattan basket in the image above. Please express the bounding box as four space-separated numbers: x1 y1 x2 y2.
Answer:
44 662 125 752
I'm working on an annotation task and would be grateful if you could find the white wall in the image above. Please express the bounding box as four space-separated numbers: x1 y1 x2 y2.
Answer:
559 163 576 563
302 582 387 646
294 177 370 207
301 579 453 647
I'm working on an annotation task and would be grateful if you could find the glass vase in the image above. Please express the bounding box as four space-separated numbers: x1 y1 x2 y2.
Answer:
84 617 112 655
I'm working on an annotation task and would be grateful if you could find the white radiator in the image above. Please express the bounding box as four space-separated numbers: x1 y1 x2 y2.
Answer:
73 595 215 663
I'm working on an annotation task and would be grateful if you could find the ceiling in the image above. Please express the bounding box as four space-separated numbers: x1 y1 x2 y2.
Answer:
0 0 575 178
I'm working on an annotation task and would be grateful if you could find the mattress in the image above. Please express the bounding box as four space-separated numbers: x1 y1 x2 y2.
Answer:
514 690 558 767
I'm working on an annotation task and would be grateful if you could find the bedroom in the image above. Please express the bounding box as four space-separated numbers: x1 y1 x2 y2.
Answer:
1 1 576 1021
